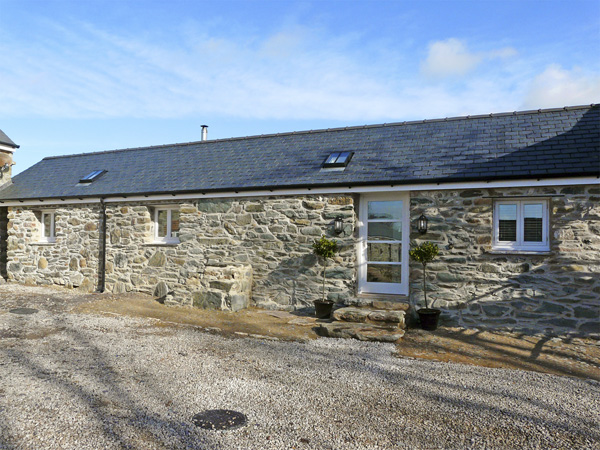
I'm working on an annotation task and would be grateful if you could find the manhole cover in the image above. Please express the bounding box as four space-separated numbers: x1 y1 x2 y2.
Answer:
192 409 247 430
9 308 38 315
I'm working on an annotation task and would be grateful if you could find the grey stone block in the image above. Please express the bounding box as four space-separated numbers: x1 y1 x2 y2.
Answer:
536 302 567 314
78 277 95 293
210 280 235 292
193 290 223 310
317 322 404 342
148 252 166 267
481 304 510 317
230 294 248 312
333 307 370 323
573 306 599 319
197 200 233 213
154 281 169 298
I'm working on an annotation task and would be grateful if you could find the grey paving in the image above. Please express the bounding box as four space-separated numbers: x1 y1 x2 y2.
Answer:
0 105 598 201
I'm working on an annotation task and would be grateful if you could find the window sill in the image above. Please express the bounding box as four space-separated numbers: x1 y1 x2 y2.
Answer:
32 241 56 246
357 292 409 301
143 242 180 247
488 250 551 256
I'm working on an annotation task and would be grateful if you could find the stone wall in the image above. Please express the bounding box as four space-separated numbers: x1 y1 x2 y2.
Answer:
3 185 598 335
5 196 355 309
409 184 600 335
103 195 356 310
0 165 11 189
6 204 100 291
192 264 253 311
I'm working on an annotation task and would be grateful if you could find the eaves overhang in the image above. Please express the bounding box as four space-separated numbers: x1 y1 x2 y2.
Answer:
0 173 597 206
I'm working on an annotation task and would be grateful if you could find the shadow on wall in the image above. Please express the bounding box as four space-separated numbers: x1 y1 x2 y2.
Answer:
254 234 356 311
410 257 600 336
439 105 600 182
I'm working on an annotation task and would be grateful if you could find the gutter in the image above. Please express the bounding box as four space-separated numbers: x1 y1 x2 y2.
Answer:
0 174 597 206
98 198 106 293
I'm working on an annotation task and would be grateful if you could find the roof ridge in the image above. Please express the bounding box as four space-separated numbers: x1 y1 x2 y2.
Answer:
0 129 19 148
42 104 597 161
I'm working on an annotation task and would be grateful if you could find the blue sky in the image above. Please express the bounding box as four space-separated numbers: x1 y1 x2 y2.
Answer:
1 0 599 174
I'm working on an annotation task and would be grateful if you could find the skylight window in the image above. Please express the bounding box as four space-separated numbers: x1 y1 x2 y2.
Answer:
79 170 106 183
323 151 353 168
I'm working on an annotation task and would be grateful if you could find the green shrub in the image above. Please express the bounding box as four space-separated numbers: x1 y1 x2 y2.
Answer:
409 241 439 309
312 237 339 302
312 236 338 259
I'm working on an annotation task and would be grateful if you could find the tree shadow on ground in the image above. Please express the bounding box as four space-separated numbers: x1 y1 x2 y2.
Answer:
398 326 600 381
265 337 600 445
208 334 600 448
0 313 222 450
0 307 598 449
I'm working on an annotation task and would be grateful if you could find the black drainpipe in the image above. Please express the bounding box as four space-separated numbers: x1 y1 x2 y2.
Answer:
99 198 107 293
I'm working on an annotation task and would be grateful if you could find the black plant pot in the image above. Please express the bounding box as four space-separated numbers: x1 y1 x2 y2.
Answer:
417 308 441 331
314 300 334 319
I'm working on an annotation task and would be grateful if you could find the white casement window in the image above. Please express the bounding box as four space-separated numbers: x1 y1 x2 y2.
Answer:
493 199 549 252
154 207 180 243
40 211 56 243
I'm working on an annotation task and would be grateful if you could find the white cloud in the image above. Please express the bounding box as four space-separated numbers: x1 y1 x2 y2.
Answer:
420 38 518 79
0 21 412 122
0 20 596 125
420 38 482 78
522 64 600 108
489 47 518 59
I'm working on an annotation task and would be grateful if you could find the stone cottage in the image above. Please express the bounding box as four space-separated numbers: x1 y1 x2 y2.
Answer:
0 104 598 335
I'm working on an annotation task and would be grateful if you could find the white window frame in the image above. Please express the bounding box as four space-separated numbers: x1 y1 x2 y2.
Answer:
493 199 549 252
154 207 180 244
39 210 56 243
357 192 410 295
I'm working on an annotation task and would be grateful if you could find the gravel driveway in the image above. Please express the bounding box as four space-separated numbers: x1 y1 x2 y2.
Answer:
0 286 598 449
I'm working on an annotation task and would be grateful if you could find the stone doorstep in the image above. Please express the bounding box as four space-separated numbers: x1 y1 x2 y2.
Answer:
371 300 410 311
345 297 410 311
332 307 406 328
317 322 405 343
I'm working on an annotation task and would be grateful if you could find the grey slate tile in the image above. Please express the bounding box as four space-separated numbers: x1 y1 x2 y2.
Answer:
0 129 18 148
0 105 598 201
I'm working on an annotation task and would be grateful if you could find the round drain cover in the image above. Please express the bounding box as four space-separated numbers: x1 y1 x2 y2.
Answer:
9 308 38 315
192 409 247 430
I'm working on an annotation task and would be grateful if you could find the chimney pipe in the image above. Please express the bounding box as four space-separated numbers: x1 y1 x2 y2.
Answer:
201 125 208 141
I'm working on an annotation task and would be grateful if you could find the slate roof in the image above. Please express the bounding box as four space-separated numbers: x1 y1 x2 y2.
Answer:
0 105 598 201
0 129 18 149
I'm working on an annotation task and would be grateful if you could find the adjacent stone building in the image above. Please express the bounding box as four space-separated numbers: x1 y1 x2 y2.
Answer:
0 105 598 336
0 130 19 280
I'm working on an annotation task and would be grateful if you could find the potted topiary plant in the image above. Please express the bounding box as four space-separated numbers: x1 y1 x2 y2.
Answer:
312 236 339 319
409 241 441 330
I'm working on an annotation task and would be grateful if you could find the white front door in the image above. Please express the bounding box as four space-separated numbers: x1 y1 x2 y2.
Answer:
358 192 409 295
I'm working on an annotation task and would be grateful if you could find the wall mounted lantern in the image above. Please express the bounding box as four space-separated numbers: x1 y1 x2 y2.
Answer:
334 216 344 234
417 214 428 234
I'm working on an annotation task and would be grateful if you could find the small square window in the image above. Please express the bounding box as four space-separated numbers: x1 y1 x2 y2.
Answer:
324 153 340 165
154 208 180 243
40 211 56 243
493 200 549 252
323 151 353 168
79 170 106 183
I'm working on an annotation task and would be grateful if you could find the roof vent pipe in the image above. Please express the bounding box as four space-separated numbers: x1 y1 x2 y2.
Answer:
201 125 208 141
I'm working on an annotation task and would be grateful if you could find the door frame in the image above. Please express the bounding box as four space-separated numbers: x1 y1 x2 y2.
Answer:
357 192 410 296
